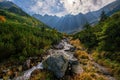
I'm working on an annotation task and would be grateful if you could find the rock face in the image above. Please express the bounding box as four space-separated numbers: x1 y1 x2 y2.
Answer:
43 53 69 78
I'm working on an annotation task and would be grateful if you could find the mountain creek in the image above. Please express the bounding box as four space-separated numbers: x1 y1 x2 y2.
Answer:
0 38 116 80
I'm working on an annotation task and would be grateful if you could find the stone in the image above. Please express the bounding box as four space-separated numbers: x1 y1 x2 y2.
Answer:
43 53 69 78
72 63 84 74
23 58 31 70
69 59 84 74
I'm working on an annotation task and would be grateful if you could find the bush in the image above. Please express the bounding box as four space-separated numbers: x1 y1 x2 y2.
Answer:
74 50 89 59
0 9 62 62
0 15 6 22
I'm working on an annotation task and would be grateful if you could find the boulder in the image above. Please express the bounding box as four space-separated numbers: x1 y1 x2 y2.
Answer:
43 53 69 78
72 62 84 74
42 52 84 78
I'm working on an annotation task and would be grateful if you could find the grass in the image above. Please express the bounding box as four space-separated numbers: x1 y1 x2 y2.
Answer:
30 70 54 80
73 72 107 80
74 50 89 59
69 39 108 80
92 51 120 80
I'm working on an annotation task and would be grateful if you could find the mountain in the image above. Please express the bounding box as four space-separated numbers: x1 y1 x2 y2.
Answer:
33 13 88 33
0 1 50 28
33 0 120 33
0 1 28 16
0 1 62 61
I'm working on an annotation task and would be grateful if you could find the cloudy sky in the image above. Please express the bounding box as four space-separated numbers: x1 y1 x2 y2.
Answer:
9 0 116 17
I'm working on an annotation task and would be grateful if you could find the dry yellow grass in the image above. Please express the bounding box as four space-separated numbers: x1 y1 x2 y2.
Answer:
70 39 82 49
75 50 89 59
73 72 107 80
30 70 53 80
70 39 108 80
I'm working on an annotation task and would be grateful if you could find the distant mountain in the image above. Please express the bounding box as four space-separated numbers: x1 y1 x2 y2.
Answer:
33 13 88 33
0 1 29 16
33 0 120 33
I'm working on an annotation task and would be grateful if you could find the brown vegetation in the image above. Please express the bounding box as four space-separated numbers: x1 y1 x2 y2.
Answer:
0 16 6 22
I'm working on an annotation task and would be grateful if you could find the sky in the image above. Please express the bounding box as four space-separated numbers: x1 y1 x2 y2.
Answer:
9 0 116 17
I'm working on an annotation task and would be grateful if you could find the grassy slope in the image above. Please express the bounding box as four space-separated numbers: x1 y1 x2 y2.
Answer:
73 11 120 79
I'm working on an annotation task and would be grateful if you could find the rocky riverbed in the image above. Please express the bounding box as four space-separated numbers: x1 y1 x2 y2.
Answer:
0 38 116 80
14 38 84 80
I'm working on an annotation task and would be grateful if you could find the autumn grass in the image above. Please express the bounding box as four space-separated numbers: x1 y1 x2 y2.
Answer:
72 72 107 80
75 50 89 59
30 70 54 80
70 39 83 49
92 51 120 80
0 15 6 22
70 39 109 80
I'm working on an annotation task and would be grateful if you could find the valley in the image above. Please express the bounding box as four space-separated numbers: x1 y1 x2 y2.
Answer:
0 0 120 80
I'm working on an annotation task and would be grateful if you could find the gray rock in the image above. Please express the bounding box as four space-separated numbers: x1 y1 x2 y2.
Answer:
69 60 84 74
72 63 84 74
43 53 69 78
42 52 84 78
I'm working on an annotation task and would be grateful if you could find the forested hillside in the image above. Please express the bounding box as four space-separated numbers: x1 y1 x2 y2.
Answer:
0 5 62 62
73 11 120 79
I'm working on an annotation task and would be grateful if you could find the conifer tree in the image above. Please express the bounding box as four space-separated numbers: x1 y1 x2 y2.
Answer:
100 10 108 22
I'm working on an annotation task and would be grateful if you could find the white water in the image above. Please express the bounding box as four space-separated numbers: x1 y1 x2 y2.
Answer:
15 63 43 80
15 39 74 80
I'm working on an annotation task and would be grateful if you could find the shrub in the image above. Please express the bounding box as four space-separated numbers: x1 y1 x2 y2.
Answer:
0 16 6 22
74 50 89 59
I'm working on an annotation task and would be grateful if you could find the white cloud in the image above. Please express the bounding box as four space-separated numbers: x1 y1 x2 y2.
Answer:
9 0 116 17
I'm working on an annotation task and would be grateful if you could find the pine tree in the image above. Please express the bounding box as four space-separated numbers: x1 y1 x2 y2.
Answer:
83 23 91 29
100 10 108 22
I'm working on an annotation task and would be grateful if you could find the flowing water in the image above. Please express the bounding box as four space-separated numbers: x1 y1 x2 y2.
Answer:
14 63 43 80
15 39 74 80
14 39 116 80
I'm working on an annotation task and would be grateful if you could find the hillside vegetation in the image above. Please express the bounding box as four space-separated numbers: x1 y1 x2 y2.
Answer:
73 11 120 79
0 8 62 62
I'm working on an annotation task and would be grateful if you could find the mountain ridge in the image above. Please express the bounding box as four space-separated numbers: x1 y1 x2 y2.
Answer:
0 1 29 16
33 0 120 33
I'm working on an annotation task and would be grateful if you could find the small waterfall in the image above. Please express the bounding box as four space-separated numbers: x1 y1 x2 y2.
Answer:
15 63 43 80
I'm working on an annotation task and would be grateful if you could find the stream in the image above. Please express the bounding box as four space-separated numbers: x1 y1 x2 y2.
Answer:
7 39 116 80
14 39 75 80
